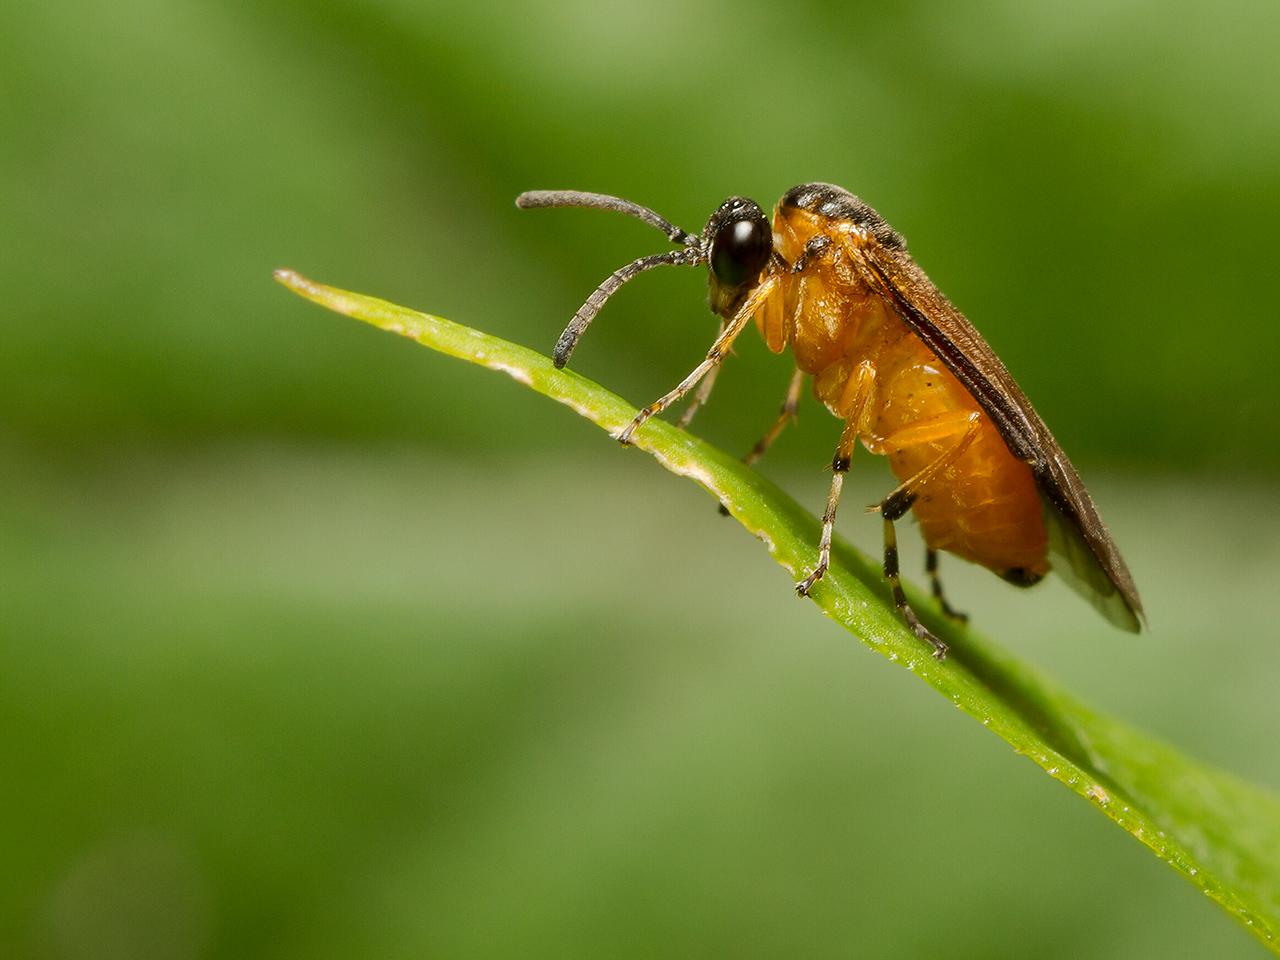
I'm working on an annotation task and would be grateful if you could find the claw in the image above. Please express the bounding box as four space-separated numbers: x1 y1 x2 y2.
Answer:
615 421 639 445
795 566 825 596
902 607 949 660
911 622 948 660
616 408 655 446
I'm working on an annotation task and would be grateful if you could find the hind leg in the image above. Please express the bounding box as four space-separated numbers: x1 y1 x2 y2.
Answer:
882 513 949 660
926 548 969 623
868 410 982 658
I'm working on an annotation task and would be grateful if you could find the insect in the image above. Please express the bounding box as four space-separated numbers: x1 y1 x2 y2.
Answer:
517 184 1143 658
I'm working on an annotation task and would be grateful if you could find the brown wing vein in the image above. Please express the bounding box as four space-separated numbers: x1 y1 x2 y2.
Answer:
858 246 1143 625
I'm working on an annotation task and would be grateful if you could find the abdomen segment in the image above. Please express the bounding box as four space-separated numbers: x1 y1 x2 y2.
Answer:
875 355 1049 579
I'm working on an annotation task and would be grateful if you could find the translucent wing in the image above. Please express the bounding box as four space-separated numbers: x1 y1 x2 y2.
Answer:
852 237 1144 632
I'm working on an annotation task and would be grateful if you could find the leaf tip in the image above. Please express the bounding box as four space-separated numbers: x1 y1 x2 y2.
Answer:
274 268 309 292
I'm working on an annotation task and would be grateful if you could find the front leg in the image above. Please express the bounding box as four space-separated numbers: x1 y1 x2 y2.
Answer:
616 274 779 445
675 321 727 429
616 327 741 446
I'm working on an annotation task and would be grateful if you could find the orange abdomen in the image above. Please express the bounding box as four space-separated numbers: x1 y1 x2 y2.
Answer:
766 204 1048 581
873 342 1048 579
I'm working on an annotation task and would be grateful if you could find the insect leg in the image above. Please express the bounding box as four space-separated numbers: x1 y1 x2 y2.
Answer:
676 321 727 429
716 367 807 517
795 417 859 597
795 361 876 596
884 516 949 660
866 411 980 655
617 275 779 445
744 367 807 468
716 368 803 519
926 548 969 624
868 411 982 520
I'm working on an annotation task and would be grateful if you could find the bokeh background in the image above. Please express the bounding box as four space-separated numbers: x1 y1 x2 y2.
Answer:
4 1 1280 957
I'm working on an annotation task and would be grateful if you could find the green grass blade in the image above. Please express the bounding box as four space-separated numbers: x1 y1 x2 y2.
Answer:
275 268 1280 953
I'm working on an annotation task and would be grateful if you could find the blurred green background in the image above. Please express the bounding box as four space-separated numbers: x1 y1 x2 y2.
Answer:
3 1 1279 957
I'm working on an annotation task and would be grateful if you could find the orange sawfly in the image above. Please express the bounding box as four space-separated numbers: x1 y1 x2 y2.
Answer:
518 184 1143 658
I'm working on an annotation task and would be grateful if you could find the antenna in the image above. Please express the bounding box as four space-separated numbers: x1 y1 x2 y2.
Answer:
516 190 697 246
517 190 706 367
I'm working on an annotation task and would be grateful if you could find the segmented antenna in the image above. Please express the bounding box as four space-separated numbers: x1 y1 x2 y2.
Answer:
516 190 697 246
516 190 706 368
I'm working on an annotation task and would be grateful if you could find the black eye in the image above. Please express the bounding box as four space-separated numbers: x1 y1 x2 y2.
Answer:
710 217 771 288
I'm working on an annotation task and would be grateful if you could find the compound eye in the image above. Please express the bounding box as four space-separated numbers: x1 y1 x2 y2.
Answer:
710 217 771 288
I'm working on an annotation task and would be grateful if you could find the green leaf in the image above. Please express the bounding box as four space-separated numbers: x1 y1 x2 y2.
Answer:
275 268 1280 953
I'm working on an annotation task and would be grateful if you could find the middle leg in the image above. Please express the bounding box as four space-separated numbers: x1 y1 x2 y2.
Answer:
795 360 876 596
718 366 807 517
794 415 860 597
743 367 807 468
